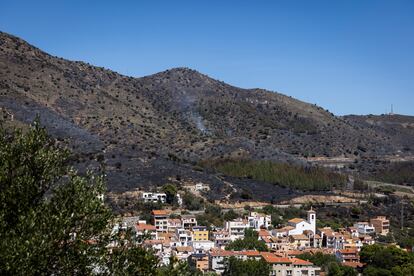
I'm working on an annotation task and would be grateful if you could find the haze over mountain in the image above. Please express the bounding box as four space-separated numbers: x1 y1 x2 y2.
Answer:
1 31 413 202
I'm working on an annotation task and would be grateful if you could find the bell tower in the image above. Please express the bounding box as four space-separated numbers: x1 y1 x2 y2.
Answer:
307 207 316 234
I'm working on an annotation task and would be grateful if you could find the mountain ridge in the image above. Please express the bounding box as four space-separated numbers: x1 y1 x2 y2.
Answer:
1 31 413 204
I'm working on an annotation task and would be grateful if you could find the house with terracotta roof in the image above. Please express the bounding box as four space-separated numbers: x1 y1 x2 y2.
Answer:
167 218 181 232
335 248 360 263
135 222 157 240
289 234 311 250
151 210 169 233
317 227 336 248
174 246 193 261
272 226 295 237
269 236 290 251
171 228 193 247
209 250 237 274
262 252 321 276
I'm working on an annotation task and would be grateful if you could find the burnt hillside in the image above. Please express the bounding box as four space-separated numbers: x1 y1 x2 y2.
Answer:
1 31 413 198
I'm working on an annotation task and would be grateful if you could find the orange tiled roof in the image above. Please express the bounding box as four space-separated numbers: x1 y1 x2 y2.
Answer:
152 210 169 216
338 248 358 254
261 253 292 264
168 218 181 224
343 261 364 268
291 258 313 266
210 250 237 257
258 229 271 237
136 223 156 231
288 218 304 224
158 232 173 240
286 250 303 256
262 237 272 243
241 250 262 256
143 239 163 245
290 234 308 240
176 246 193 252
276 226 295 232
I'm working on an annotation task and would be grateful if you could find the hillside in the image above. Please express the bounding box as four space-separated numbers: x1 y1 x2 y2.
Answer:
1 31 413 203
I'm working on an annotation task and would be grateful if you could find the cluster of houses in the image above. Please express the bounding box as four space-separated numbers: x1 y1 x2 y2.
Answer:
115 206 389 275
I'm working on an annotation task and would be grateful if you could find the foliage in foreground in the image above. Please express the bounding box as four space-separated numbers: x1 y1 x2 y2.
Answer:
0 120 199 275
222 256 270 276
202 159 347 191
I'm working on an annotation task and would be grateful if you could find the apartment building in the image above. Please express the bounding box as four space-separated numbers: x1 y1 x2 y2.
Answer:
192 226 209 241
152 210 169 233
370 216 390 236
225 218 250 240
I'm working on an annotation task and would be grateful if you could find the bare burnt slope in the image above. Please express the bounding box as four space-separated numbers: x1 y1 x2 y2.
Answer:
1 31 413 198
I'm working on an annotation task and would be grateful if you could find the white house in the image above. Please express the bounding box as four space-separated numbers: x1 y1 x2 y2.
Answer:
225 218 250 240
248 212 271 230
354 222 375 235
191 240 215 253
172 228 193 247
142 192 167 203
181 215 197 230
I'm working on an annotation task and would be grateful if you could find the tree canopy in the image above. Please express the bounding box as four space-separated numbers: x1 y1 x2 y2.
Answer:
222 256 270 276
225 229 268 252
0 120 198 275
360 244 414 275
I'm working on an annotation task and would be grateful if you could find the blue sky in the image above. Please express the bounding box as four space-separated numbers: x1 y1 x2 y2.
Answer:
1 0 413 115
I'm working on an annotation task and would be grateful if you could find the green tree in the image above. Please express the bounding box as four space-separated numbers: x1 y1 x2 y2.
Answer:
223 256 270 276
225 229 267 252
182 192 204 210
297 252 357 276
223 209 239 221
162 184 177 204
157 256 202 276
0 120 160 275
360 244 414 274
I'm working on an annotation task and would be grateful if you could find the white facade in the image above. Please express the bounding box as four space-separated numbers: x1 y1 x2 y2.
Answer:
287 209 316 236
182 216 197 230
172 228 193 247
142 192 167 203
191 240 215 253
248 212 272 230
225 218 250 240
268 262 319 276
354 222 375 235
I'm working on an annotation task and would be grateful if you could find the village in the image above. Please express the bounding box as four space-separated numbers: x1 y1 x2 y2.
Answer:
110 188 391 275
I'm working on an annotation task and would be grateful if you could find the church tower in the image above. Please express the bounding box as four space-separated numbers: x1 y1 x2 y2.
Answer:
307 207 316 234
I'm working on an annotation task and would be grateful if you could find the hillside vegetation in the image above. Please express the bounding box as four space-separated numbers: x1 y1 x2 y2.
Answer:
201 159 347 191
371 161 414 186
